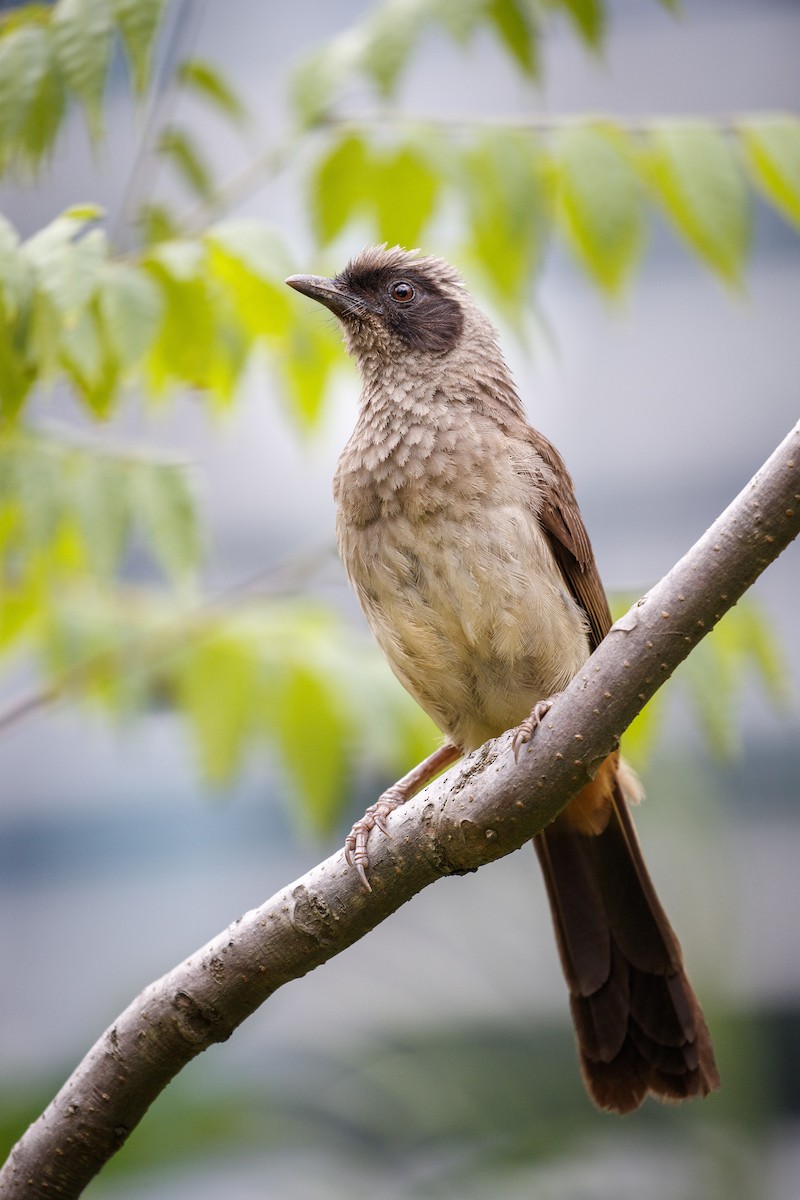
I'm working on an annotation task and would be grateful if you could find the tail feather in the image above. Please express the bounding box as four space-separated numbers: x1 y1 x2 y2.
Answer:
568 942 629 1061
534 771 720 1114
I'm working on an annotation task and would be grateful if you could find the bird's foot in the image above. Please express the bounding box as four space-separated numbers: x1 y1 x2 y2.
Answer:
513 694 562 762
343 743 461 892
344 784 408 892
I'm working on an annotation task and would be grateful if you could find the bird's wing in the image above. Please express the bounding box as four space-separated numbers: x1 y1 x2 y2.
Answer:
526 429 612 651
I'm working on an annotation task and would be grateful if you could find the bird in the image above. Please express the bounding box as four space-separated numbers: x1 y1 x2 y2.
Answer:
285 245 720 1115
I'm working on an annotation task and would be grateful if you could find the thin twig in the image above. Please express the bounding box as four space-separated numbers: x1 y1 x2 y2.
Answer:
172 106 783 233
0 544 338 738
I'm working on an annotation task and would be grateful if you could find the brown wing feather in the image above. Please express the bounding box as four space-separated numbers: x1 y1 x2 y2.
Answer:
527 428 612 651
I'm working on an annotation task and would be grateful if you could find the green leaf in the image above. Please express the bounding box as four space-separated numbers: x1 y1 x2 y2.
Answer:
144 268 215 395
0 322 33 420
129 461 199 581
0 24 51 152
739 116 800 231
146 238 205 281
554 0 605 49
293 0 467 127
556 122 644 294
291 43 355 130
681 633 738 759
206 244 292 340
275 663 350 833
630 596 792 763
373 142 440 247
361 0 425 97
310 133 369 245
179 633 258 784
157 126 215 202
462 130 552 314
345 649 439 774
487 0 540 77
143 244 231 398
51 0 113 141
203 314 249 405
0 584 39 653
23 289 62 380
110 0 165 94
72 452 130 575
0 216 25 314
206 219 291 283
10 437 64 550
644 123 750 284
136 202 179 246
177 58 247 125
0 4 51 35
434 0 485 43
206 222 293 343
62 202 106 222
620 690 664 770
280 319 341 431
18 34 66 167
60 304 103 388
740 605 791 708
60 303 119 416
23 217 107 322
97 262 164 367
708 599 791 713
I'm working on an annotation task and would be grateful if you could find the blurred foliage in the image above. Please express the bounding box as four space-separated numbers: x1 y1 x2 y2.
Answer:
615 597 792 770
292 0 800 308
1 3 798 1193
305 115 800 313
290 0 679 129
0 0 797 839
1 578 438 834
0 429 198 618
2 1006 788 1196
0 208 340 422
0 0 166 172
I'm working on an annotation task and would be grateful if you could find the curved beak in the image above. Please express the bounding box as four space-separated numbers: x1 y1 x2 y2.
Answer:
285 273 354 318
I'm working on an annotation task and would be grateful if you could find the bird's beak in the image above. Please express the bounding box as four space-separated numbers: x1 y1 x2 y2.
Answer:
285 273 355 318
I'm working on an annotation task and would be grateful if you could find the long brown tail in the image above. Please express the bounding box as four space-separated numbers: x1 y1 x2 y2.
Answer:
534 769 720 1114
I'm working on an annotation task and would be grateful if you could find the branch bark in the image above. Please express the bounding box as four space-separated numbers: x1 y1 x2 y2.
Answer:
3 421 799 1198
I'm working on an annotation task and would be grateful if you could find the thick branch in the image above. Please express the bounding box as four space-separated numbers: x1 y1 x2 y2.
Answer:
2 421 798 1198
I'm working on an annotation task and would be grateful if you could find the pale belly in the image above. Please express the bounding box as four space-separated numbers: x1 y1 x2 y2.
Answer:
338 504 591 751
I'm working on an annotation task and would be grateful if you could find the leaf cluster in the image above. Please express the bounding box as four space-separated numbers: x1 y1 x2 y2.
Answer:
0 428 199 663
0 210 340 423
150 57 251 215
291 0 662 130
309 116 800 312
0 0 165 174
619 597 791 766
6 587 438 833
0 0 795 830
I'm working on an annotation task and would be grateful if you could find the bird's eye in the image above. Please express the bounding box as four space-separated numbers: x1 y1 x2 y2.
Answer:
389 280 415 304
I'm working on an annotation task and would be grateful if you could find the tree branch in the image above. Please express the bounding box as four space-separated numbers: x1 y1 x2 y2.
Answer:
321 111 758 136
3 421 798 1198
176 110 775 233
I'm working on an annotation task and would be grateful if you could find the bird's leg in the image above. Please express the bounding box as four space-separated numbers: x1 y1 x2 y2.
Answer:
512 694 563 762
345 742 461 891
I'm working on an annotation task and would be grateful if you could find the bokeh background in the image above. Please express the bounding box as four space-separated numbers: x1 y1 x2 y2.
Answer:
1 1 799 1196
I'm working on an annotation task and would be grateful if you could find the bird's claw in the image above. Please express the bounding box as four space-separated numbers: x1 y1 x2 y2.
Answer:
343 785 407 892
512 693 562 762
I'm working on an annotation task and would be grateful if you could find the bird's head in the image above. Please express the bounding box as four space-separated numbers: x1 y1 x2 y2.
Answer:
286 245 478 373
